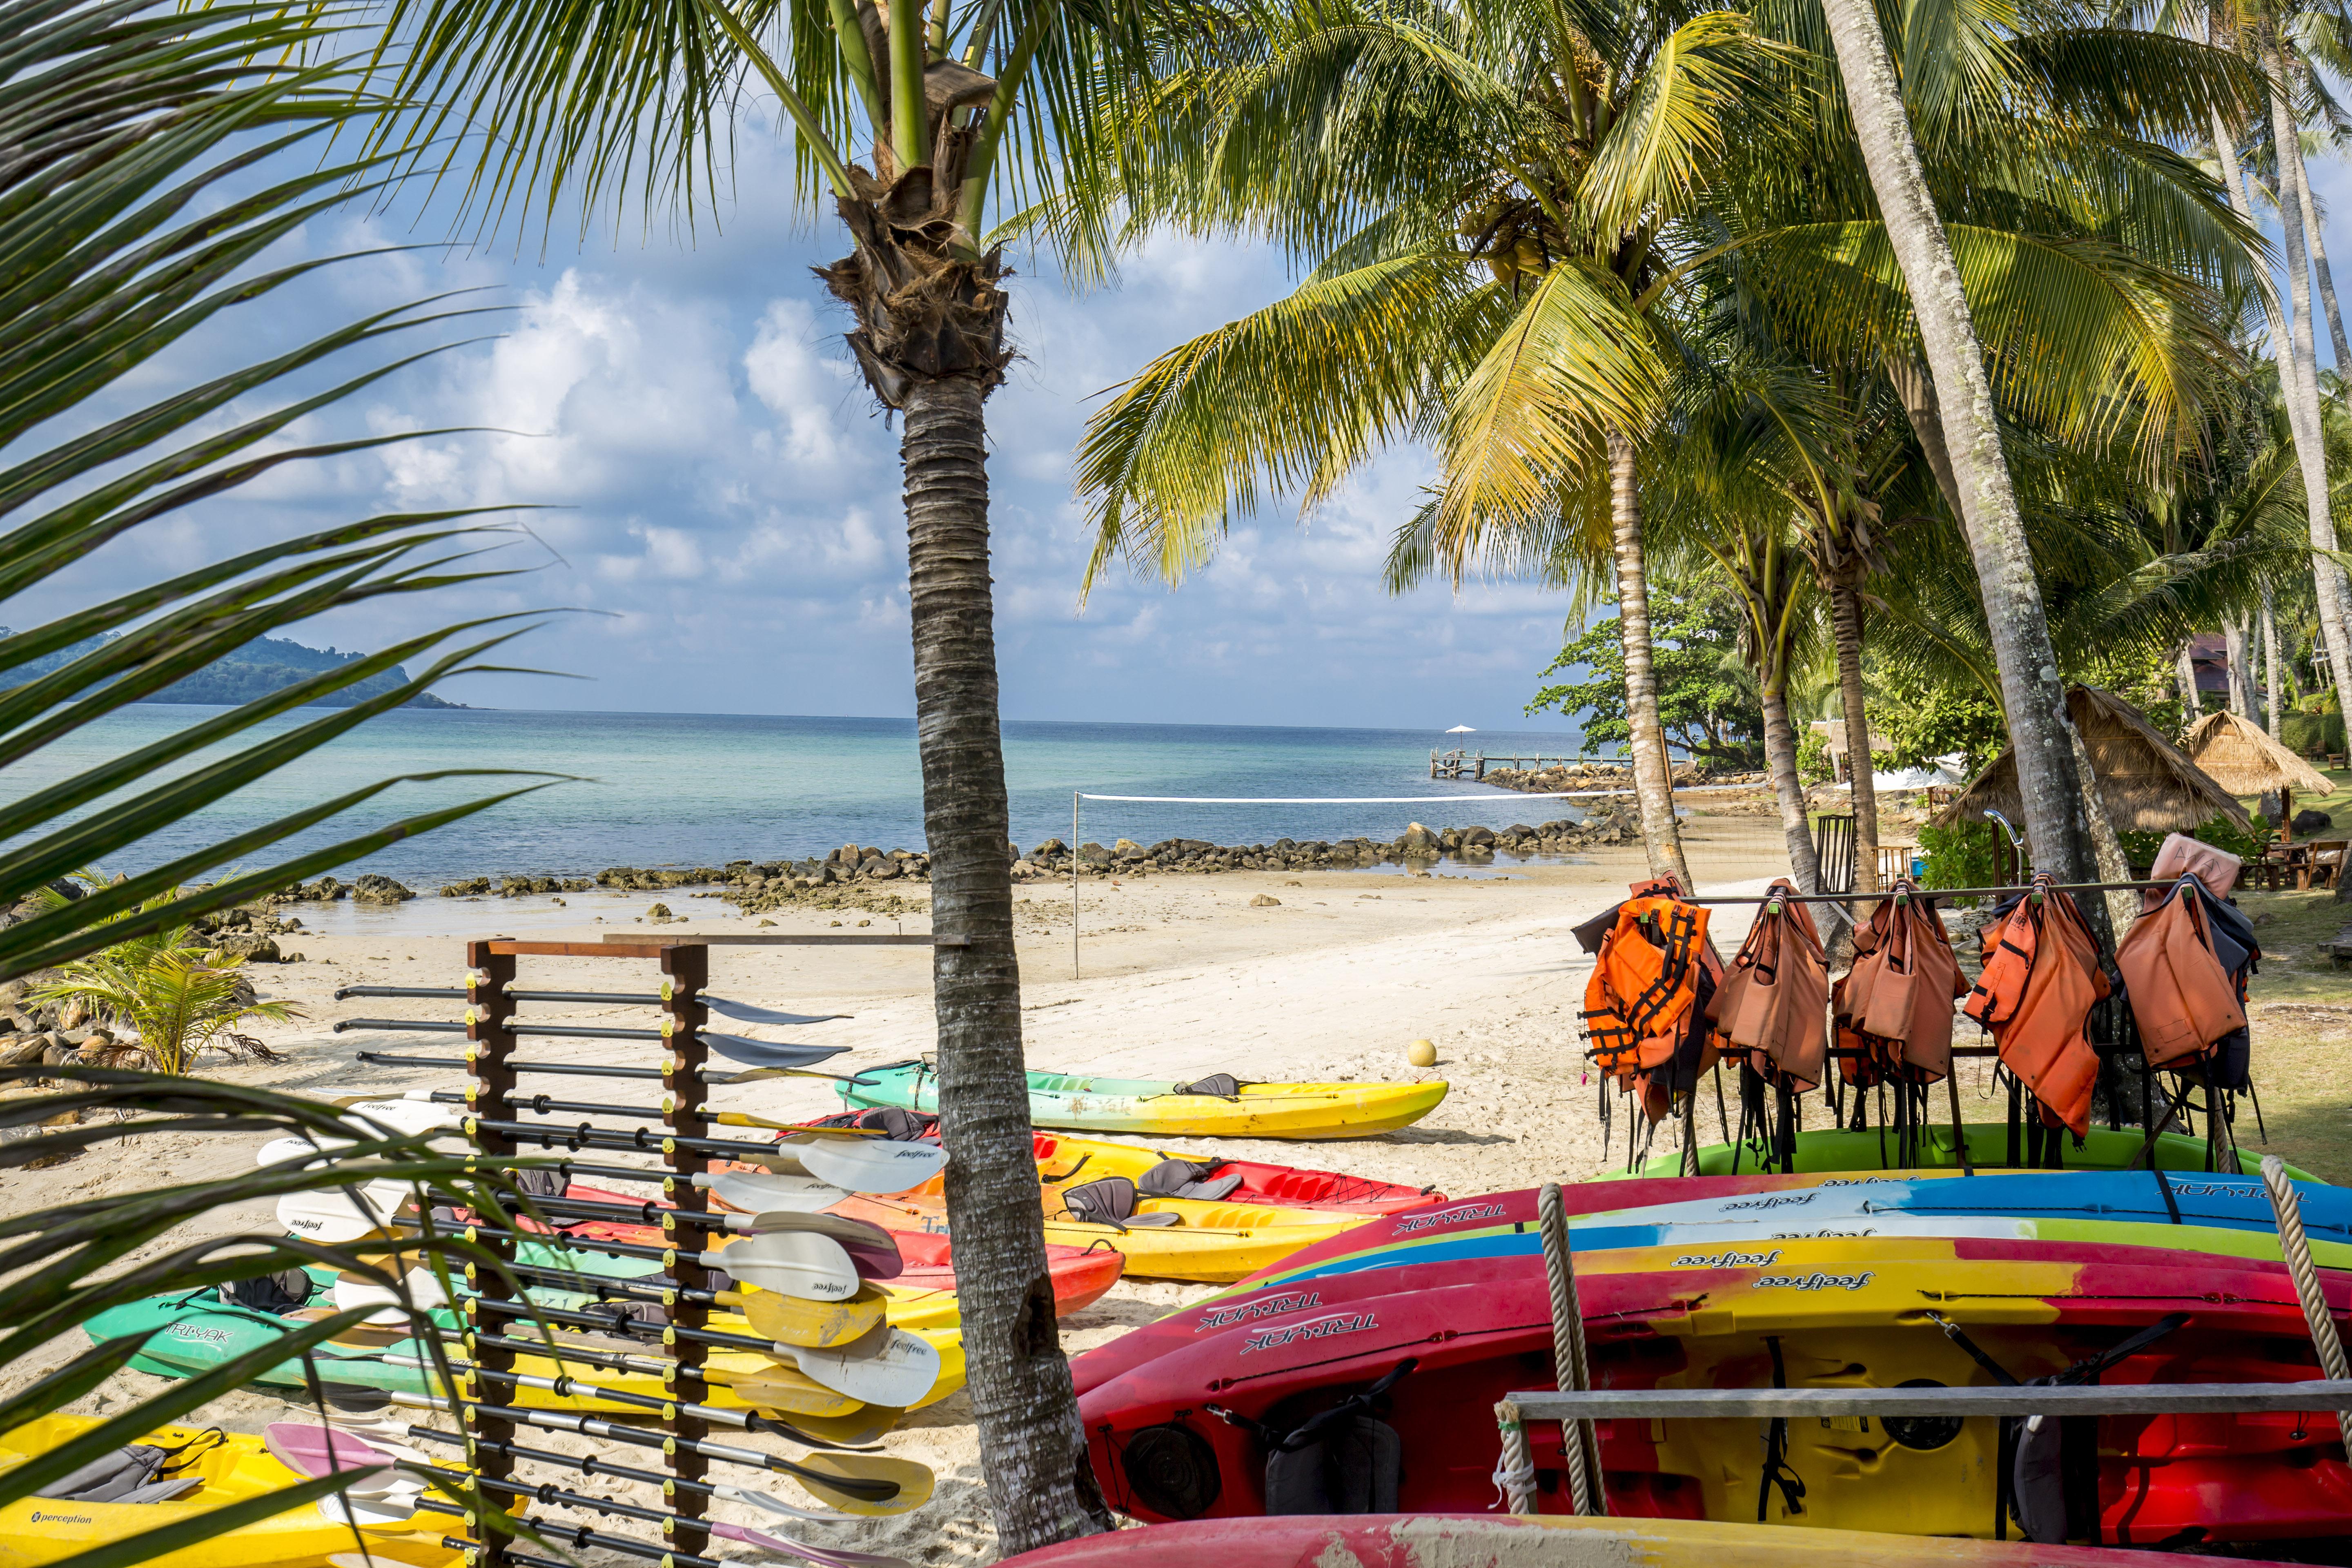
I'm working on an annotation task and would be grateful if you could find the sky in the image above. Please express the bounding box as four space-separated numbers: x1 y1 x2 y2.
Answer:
31 109 2352 737
20 122 1581 735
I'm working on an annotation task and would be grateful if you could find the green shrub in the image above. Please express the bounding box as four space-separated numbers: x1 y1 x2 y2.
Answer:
2283 710 2344 757
1919 821 2012 901
1796 728 1833 784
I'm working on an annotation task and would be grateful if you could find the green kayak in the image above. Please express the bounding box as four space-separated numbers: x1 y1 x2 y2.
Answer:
1614 1122 2319 1180
839 1060 1448 1138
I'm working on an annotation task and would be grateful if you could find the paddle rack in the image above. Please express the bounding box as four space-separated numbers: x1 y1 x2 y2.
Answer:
460 937 713 1568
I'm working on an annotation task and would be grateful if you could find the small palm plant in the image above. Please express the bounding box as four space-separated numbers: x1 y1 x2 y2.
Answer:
27 909 301 1075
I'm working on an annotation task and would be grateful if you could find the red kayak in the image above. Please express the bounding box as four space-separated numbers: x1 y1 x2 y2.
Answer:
1074 1236 2352 1544
995 1515 2303 1567
512 1184 1125 1321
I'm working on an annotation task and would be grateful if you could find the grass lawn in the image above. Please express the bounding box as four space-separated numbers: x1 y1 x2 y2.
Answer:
2232 880 2352 1181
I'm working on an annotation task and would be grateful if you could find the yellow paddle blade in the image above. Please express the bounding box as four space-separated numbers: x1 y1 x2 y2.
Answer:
773 1405 907 1446
703 1363 864 1418
733 1282 890 1348
793 1453 935 1517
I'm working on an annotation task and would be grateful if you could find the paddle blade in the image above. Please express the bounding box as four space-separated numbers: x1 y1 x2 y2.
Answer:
257 1134 345 1167
713 1363 863 1418
792 1454 934 1518
704 1033 849 1068
701 998 849 1027
767 1136 947 1196
278 1182 414 1243
737 1212 902 1280
337 1097 460 1137
711 1231 859 1301
782 1327 939 1408
770 1405 907 1447
735 1282 889 1349
706 1169 847 1214
713 1521 915 1568
709 1481 854 1525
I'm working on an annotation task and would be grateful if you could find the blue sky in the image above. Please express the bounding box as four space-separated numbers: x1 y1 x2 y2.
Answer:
24 121 1577 734
32 118 2350 735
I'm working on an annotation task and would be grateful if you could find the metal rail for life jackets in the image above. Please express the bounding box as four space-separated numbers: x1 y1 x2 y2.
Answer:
1679 879 2180 905
1501 1381 2352 1421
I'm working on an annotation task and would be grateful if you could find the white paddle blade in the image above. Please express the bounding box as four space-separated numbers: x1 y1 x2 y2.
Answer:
706 1170 845 1214
257 1135 346 1167
709 1481 855 1525
700 998 848 1027
332 1270 447 1319
338 1097 461 1137
711 1231 860 1302
278 1181 414 1244
784 1136 947 1195
784 1328 939 1408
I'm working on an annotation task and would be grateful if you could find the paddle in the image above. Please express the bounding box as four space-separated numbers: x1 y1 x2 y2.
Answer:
360 1388 919 1512
732 1281 891 1350
702 1033 850 1069
276 1183 416 1244
767 1323 940 1408
372 1419 860 1523
701 998 850 1027
459 1222 861 1303
747 1131 947 1195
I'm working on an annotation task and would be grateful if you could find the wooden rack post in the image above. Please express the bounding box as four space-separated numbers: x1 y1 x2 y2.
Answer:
462 939 520 1563
660 943 711 1559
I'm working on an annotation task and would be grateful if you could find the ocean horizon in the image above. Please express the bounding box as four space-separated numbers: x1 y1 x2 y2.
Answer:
16 707 1602 888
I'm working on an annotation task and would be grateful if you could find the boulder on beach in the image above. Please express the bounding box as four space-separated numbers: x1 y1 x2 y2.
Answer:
350 874 414 904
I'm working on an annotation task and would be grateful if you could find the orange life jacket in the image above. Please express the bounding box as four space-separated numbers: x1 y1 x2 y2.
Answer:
2116 882 2246 1069
1584 895 1711 1089
1711 879 1828 1091
1836 889 1967 1084
1969 879 2109 1135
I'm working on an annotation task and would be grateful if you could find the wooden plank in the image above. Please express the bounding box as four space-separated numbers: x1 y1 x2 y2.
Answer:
596 933 969 947
1506 1380 2352 1421
488 941 678 958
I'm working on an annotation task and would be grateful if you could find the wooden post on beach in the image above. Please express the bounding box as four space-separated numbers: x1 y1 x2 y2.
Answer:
1071 791 1081 980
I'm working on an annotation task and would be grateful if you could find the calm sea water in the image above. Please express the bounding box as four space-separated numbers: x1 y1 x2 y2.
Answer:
9 708 1597 886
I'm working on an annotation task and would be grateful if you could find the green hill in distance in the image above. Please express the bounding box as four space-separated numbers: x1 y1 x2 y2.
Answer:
0 632 466 709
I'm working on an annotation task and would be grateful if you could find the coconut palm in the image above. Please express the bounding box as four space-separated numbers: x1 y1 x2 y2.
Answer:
349 0 1133 1545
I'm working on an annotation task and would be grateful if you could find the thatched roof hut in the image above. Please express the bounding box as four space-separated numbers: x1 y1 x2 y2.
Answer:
2183 710 2332 797
1929 687 2252 834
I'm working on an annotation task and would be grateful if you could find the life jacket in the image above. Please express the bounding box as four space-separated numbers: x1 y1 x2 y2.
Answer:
1710 880 1828 1091
1969 879 2108 1135
1836 887 1967 1084
1583 894 1711 1084
2116 875 2247 1070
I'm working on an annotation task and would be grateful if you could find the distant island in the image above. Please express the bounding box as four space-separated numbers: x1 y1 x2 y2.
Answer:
0 632 466 709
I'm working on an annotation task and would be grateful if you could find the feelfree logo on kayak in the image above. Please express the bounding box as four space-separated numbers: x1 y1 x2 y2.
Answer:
1239 1311 1379 1354
1393 1202 1508 1234
1197 1291 1324 1332
1753 1271 1874 1292
1722 1193 1817 1212
1670 1249 1782 1269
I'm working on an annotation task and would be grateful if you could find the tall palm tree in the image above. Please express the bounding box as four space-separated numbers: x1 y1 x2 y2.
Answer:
352 0 1123 1546
1069 0 1792 889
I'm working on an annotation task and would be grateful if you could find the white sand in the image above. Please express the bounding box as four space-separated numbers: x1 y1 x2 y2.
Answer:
1 816 1797 1564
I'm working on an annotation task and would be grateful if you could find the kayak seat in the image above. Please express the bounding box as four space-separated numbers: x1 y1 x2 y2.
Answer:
217 1267 314 1314
35 1441 211 1505
1062 1178 1183 1229
1264 1416 1401 1515
1174 1074 1242 1098
1138 1158 1245 1202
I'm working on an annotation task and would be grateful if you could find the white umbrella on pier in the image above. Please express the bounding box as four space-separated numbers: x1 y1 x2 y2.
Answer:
1445 724 1476 733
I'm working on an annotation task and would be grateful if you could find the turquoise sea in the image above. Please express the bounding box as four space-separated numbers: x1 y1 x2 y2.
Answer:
9 708 1595 886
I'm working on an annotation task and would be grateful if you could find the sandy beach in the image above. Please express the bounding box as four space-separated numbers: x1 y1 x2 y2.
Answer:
11 808 2350 1564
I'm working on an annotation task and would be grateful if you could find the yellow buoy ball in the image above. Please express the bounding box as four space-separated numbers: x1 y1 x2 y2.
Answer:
1407 1039 1438 1069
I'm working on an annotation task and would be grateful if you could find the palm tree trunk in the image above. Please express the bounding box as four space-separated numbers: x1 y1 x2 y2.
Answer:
2264 584 2285 740
1607 430 1693 889
2290 84 2352 374
826 186 1108 1551
1828 581 1880 898
2225 619 2251 717
2226 57 2352 705
900 376 1112 1551
2175 639 2201 730
1760 674 1828 892
1815 0 2096 885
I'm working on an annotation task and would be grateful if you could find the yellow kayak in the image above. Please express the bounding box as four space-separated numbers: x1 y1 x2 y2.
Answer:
840 1062 1448 1138
831 1190 1370 1284
0 1416 459 1568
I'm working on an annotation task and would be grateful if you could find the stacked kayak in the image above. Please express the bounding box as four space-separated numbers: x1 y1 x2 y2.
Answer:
1025 1131 1441 1215
839 1062 1448 1138
1621 1123 2308 1180
993 1514 2300 1568
0 1414 459 1568
1074 1171 2352 1543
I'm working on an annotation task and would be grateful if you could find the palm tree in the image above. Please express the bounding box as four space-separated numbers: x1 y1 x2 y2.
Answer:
1068 0 1790 889
27 891 303 1075
351 0 1124 1546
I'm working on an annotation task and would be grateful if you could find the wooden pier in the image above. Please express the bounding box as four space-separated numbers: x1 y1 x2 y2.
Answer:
1430 750 1626 781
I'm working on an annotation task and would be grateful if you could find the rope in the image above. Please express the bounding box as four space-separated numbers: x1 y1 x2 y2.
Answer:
1538 1182 1604 1515
2261 1154 2352 1381
1490 1402 1538 1515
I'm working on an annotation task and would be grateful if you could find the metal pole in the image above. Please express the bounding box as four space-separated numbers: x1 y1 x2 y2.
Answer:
1538 1182 1602 1515
1072 791 1080 980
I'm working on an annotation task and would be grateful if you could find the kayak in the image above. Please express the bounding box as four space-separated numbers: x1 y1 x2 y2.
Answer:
1619 1123 2313 1180
539 1182 1125 1326
1076 1233 2352 1541
1026 1131 1441 1214
839 1061 1448 1138
0 1414 459 1568
827 1189 1370 1284
993 1513 2301 1567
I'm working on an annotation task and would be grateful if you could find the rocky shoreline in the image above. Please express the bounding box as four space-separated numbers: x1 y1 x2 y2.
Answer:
236 809 1646 923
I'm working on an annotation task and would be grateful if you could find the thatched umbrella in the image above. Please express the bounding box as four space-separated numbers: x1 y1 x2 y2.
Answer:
2184 709 2332 837
1931 687 2252 836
